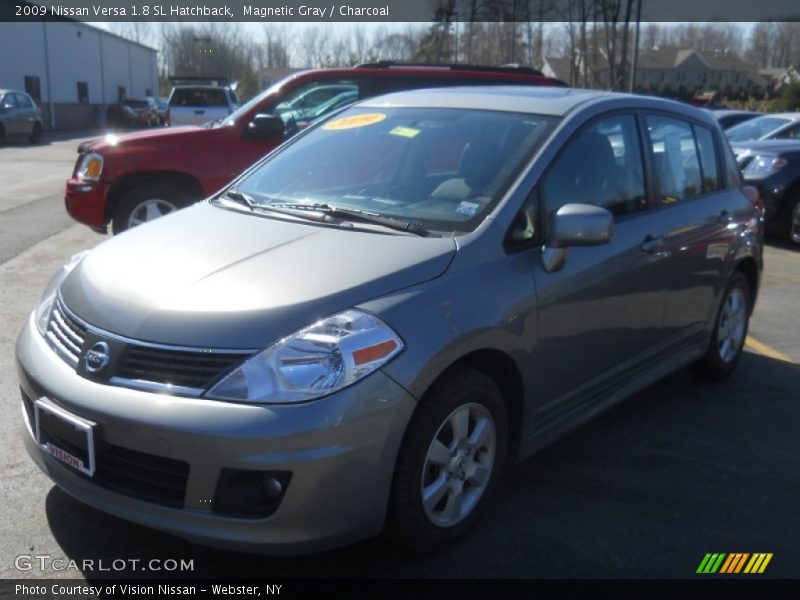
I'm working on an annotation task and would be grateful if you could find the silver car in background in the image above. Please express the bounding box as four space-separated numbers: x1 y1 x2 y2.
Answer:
0 89 43 143
16 87 763 554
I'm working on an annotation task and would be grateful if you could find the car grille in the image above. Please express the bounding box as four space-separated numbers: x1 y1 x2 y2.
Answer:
45 299 87 367
117 346 251 390
47 296 253 395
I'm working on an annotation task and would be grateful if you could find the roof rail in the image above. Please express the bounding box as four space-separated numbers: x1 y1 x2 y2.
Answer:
169 75 233 87
354 61 547 77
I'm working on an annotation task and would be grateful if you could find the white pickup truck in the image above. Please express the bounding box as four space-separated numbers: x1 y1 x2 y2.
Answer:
167 85 239 126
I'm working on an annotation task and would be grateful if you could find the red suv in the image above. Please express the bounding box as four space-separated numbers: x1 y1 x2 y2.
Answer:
65 63 563 234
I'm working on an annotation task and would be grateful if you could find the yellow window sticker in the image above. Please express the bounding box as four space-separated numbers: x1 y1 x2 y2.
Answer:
323 113 386 131
390 126 421 138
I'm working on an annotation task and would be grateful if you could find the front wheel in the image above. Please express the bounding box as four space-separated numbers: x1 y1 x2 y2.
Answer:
112 182 193 234
784 196 800 245
385 366 508 553
691 272 751 380
29 122 42 143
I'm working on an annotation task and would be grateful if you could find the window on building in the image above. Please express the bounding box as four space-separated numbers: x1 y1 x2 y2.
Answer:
117 86 126 103
645 115 703 204
77 82 89 104
145 88 152 98
24 76 41 103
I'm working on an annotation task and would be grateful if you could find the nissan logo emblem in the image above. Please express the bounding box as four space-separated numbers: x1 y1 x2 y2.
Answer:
84 341 110 373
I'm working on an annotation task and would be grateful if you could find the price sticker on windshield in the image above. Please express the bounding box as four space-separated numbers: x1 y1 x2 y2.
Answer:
323 113 386 130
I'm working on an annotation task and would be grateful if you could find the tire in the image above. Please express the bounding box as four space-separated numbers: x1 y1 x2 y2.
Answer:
0 123 5 143
112 182 193 234
29 122 42 144
691 271 751 380
385 365 508 553
781 196 800 245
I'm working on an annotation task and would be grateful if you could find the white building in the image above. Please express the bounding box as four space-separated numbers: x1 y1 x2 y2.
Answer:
0 22 158 130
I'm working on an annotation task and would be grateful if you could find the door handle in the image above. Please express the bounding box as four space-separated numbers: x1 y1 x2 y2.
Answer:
641 235 664 253
718 210 732 225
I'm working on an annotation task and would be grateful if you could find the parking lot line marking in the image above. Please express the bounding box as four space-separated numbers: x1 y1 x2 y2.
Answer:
745 336 795 364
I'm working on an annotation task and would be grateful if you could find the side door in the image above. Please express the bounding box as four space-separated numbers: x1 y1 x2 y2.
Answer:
14 93 35 135
523 113 671 420
642 114 743 342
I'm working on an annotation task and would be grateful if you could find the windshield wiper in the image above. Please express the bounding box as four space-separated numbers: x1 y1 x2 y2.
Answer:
217 188 256 209
267 202 431 237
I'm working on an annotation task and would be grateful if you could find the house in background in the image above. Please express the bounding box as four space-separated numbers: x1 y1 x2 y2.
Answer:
544 48 758 92
758 66 800 90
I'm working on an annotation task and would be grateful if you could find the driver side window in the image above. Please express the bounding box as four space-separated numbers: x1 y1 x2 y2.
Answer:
273 80 362 127
541 114 647 229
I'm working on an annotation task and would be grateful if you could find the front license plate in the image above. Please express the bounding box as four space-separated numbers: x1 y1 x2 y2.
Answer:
34 398 96 477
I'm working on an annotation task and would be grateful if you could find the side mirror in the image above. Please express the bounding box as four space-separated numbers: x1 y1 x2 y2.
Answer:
246 113 286 139
542 203 614 273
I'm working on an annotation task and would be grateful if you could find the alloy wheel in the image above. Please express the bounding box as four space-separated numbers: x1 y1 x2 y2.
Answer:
127 199 176 229
718 287 747 364
791 201 800 244
421 402 496 528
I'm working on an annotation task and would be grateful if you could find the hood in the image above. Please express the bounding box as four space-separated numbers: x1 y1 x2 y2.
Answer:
61 203 457 349
89 125 210 153
731 140 800 156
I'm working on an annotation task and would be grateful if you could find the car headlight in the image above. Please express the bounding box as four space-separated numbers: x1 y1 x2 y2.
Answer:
34 251 90 336
207 309 404 404
742 154 787 176
76 152 104 182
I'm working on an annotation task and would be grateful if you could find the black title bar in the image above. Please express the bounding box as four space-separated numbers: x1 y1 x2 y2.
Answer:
2 0 800 22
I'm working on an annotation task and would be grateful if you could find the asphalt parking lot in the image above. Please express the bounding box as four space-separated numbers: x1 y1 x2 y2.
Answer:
0 134 798 580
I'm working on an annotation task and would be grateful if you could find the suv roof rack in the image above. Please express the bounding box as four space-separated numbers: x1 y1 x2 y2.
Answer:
355 61 546 77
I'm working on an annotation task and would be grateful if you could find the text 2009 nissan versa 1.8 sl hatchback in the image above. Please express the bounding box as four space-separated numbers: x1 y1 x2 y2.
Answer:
17 87 763 553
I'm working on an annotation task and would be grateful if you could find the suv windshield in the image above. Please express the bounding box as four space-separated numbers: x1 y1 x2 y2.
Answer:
233 107 556 234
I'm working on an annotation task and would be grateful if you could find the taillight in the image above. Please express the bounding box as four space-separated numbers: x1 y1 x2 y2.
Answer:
742 185 764 215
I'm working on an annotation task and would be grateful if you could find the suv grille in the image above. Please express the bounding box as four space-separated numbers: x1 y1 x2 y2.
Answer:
46 299 87 367
117 346 251 390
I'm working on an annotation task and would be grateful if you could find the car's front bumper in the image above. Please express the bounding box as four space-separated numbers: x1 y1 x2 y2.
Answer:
16 314 416 554
65 178 110 232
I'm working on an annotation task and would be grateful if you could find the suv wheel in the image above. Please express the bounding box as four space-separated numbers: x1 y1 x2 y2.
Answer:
385 365 508 553
29 122 42 144
112 182 193 234
691 272 751 379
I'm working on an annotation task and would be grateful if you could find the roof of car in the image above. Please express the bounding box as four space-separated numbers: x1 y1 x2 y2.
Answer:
359 86 689 118
754 112 800 120
711 109 761 117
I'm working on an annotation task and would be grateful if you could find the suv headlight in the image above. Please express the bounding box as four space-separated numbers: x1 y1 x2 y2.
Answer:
34 251 90 336
76 152 104 182
742 154 787 176
207 309 404 404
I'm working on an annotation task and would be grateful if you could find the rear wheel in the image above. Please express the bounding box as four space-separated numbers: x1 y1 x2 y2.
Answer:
29 122 42 144
112 182 193 234
691 272 751 380
385 366 508 553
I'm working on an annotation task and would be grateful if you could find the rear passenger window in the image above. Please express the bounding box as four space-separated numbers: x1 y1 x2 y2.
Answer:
542 114 646 223
692 125 720 192
645 116 702 204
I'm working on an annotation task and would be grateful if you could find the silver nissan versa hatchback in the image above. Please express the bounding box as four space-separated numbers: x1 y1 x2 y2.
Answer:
16 87 763 554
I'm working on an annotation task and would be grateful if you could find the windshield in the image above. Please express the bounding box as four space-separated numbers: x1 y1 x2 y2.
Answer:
726 116 791 142
233 107 556 234
223 78 288 125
